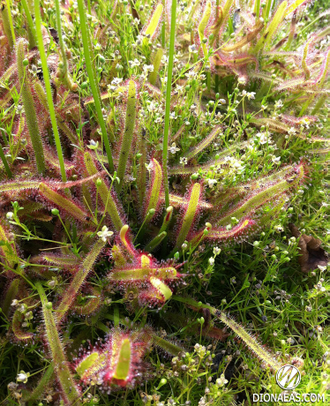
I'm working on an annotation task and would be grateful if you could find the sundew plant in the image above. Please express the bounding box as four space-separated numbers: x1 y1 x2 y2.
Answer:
0 0 329 405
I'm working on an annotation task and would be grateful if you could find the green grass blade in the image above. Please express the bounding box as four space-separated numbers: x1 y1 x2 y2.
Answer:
34 0 67 181
77 0 114 173
162 0 177 207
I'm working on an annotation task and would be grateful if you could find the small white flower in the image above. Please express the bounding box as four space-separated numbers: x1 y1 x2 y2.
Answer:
143 64 154 74
6 212 14 220
219 98 226 105
169 142 180 154
185 70 198 79
180 157 188 165
288 127 296 135
129 58 140 68
216 374 228 387
237 76 247 85
246 92 256 100
272 156 281 164
188 44 198 53
170 111 177 120
209 257 215 266
207 178 217 187
111 77 123 86
19 304 27 313
17 371 29 383
257 132 268 144
213 247 221 255
274 225 284 233
261 104 267 110
275 100 283 109
88 140 99 150
97 226 114 242
11 299 18 306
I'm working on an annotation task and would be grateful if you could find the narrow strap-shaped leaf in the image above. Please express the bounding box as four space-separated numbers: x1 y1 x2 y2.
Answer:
23 364 54 402
17 39 46 174
216 164 305 226
254 1 287 52
150 277 172 301
149 48 163 85
302 37 313 79
0 180 40 193
77 0 114 172
113 338 131 380
34 81 78 144
184 125 222 160
208 219 255 240
31 253 78 267
152 335 183 356
145 231 167 252
36 282 81 404
173 183 201 252
1 278 20 317
56 238 106 322
187 222 212 252
84 152 124 230
285 0 308 17
172 296 281 371
109 264 177 282
198 1 212 57
137 129 147 208
117 80 137 191
142 3 163 46
12 308 34 341
0 2 14 49
73 287 102 316
144 158 163 220
159 206 173 234
39 183 88 222
0 223 17 268
75 351 106 383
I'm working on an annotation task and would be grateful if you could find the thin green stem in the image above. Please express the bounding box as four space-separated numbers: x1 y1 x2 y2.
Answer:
34 0 67 182
77 0 114 173
55 0 68 76
5 0 16 46
172 296 281 371
162 0 177 207
21 0 37 48
161 0 165 48
0 143 12 178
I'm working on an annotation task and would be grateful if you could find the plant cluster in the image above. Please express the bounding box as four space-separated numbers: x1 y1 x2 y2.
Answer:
0 0 329 405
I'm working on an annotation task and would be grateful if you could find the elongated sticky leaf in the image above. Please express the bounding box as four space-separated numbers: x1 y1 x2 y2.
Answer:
17 39 46 174
56 238 106 322
84 152 124 230
36 282 81 404
144 158 163 221
173 183 202 252
117 80 137 191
